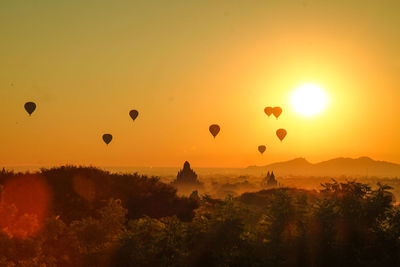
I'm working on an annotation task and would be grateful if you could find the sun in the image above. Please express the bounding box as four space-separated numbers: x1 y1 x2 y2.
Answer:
290 84 328 117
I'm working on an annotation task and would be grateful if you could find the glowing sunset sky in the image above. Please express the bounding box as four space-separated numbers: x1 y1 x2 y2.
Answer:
0 1 399 167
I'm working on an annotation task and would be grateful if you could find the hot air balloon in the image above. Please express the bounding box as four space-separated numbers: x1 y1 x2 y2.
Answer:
276 129 287 142
129 110 139 121
264 107 273 117
24 102 36 116
102 134 113 145
272 107 282 119
209 124 220 138
258 145 266 154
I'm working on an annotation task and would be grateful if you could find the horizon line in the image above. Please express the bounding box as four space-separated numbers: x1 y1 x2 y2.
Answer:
2 155 399 170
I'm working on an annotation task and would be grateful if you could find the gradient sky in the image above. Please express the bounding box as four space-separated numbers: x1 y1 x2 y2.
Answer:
1 0 399 168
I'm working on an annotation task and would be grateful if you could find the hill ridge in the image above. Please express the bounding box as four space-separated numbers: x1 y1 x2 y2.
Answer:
248 156 400 177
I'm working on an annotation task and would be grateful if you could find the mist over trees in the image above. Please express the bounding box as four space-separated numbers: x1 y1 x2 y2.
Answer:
1 167 400 266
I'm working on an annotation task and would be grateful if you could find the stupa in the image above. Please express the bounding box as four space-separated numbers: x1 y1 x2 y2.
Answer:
172 161 202 186
262 171 278 187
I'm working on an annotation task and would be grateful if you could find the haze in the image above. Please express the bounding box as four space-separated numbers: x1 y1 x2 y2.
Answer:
1 0 399 168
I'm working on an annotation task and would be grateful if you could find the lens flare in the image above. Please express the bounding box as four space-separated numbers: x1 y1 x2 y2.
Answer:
0 175 51 239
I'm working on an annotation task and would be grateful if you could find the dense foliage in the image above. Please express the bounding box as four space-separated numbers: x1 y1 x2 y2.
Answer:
1 167 400 266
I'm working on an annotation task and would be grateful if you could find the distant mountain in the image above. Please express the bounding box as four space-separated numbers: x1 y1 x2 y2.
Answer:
247 157 400 177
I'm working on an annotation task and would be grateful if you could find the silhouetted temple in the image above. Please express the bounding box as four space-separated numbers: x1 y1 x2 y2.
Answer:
172 161 202 186
262 171 278 187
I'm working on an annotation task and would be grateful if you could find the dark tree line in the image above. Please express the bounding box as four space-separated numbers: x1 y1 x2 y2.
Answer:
1 167 400 266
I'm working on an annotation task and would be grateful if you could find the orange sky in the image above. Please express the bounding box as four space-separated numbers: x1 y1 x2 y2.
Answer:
0 1 399 168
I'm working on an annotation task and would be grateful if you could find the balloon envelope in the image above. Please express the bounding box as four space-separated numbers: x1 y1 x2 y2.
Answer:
209 124 220 138
276 129 287 142
272 107 282 119
258 145 266 154
264 107 273 117
129 110 139 121
102 134 113 145
24 102 36 116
